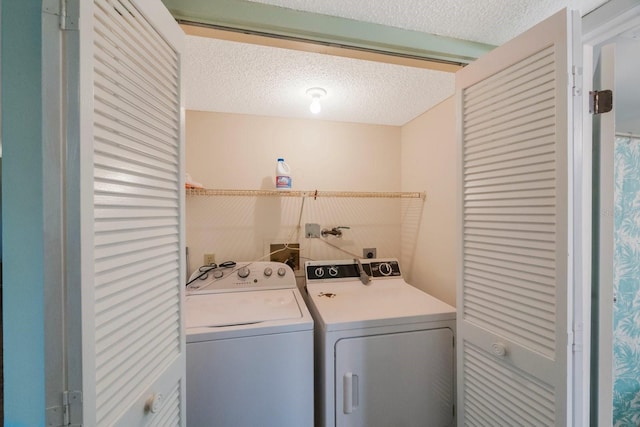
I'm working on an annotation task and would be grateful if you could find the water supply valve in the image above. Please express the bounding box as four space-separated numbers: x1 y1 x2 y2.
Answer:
321 226 350 238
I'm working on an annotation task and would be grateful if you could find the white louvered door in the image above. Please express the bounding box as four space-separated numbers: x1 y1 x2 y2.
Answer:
456 9 579 425
76 1 185 425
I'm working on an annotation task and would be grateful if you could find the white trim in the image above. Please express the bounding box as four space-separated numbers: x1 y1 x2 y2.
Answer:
77 1 98 422
135 0 184 49
41 0 66 418
596 43 617 427
581 1 640 424
574 42 594 427
583 0 640 45
567 11 587 427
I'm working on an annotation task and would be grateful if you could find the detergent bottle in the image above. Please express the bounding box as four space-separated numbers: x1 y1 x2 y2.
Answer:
275 158 292 190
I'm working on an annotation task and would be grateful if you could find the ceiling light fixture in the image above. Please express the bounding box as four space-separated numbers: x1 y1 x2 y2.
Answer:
306 87 327 114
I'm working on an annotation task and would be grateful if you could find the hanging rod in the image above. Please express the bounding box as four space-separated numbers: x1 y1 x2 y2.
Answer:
616 132 640 139
186 188 426 200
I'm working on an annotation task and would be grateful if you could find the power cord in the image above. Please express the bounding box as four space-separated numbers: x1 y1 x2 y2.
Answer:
185 261 237 287
319 237 362 259
189 196 307 284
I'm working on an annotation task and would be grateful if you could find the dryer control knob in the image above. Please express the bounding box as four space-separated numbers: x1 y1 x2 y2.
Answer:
264 267 273 277
277 267 286 277
237 267 250 279
314 267 325 278
328 266 339 277
213 270 224 279
379 263 393 276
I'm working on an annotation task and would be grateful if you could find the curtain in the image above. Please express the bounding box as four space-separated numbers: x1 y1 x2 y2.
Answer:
613 135 640 426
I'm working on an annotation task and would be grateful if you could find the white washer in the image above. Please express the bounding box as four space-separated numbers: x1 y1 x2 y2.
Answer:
186 261 314 427
305 258 456 427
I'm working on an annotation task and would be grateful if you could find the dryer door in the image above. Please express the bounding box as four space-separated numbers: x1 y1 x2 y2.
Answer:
335 328 454 427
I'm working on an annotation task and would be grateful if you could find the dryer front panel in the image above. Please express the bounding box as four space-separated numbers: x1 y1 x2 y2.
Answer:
335 328 454 427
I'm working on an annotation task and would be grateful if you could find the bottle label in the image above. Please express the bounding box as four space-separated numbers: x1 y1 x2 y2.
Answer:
276 175 292 189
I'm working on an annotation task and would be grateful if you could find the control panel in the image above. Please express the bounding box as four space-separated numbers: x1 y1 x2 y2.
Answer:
369 260 401 277
305 259 401 282
187 261 295 293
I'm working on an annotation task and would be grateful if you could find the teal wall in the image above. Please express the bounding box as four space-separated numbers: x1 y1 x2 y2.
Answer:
613 136 640 426
1 1 46 426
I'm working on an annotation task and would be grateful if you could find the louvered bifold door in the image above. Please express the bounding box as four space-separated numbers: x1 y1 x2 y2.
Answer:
84 0 185 425
456 9 577 426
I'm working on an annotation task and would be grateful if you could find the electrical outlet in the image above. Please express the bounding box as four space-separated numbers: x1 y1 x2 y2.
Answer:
363 248 377 259
203 253 216 265
270 243 300 270
305 223 321 238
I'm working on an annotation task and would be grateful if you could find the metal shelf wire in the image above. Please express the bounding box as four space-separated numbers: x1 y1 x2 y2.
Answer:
186 188 426 200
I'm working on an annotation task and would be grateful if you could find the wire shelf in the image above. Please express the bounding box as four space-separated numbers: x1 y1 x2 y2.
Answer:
186 188 426 200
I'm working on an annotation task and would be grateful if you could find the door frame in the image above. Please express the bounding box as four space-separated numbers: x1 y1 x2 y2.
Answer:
582 1 640 425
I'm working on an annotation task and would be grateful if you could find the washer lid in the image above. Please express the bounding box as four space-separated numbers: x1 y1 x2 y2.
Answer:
185 289 303 328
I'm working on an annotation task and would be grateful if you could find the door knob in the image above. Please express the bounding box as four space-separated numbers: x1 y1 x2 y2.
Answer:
491 342 507 357
144 393 163 414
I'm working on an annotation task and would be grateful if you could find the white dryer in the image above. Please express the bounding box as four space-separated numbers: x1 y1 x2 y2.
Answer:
186 261 314 427
305 258 456 427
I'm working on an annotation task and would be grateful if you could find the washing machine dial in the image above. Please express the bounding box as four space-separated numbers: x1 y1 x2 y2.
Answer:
213 270 224 279
237 267 250 279
314 267 325 278
264 267 273 277
379 262 393 276
328 266 339 277
277 267 286 277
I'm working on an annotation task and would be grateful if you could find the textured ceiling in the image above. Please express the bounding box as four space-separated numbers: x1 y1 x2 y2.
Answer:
184 36 456 126
247 0 608 45
184 0 609 126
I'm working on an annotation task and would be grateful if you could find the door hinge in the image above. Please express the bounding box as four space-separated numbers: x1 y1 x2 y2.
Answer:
572 324 583 353
589 90 613 114
63 390 83 426
46 391 82 426
60 0 79 31
571 66 582 96
43 0 79 30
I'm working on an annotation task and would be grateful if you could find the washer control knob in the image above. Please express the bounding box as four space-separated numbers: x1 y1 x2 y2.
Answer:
314 267 325 278
379 263 393 276
213 270 224 279
277 267 286 277
328 266 339 277
237 267 250 279
264 267 273 277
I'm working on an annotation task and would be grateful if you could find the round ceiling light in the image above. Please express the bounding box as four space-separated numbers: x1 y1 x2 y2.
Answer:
306 87 327 114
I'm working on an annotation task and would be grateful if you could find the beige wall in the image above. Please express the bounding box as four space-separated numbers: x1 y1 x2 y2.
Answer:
186 111 401 191
186 108 458 302
185 111 413 280
400 97 457 306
